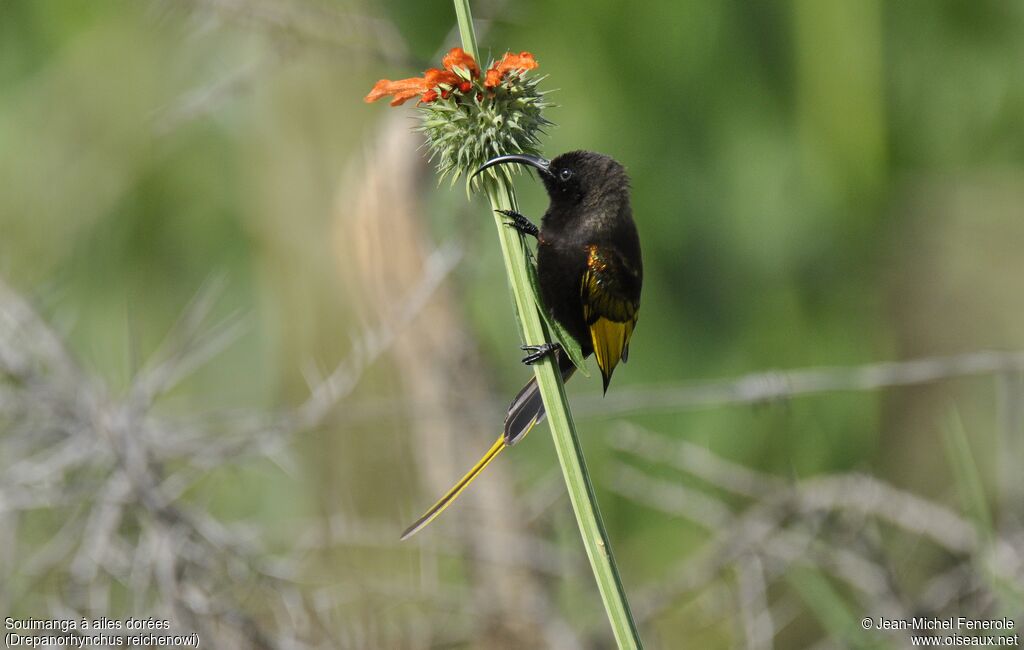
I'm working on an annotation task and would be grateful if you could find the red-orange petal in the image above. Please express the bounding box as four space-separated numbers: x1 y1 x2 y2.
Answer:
364 76 433 106
442 47 480 78
424 68 460 87
484 51 539 88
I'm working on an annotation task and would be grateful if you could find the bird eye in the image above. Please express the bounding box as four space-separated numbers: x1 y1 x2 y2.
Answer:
559 168 573 181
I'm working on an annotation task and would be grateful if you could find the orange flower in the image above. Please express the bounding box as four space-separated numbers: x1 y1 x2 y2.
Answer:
441 47 481 79
365 48 478 106
424 67 460 87
364 76 434 106
484 52 538 88
364 47 539 106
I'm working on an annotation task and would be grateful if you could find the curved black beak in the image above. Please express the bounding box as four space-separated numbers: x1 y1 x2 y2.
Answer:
473 154 552 180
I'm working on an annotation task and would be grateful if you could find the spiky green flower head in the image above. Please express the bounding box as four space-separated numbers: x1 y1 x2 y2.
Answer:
420 64 552 193
364 48 553 193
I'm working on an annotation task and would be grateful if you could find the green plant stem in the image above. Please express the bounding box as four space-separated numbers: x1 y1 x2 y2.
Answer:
453 0 479 61
452 1 643 646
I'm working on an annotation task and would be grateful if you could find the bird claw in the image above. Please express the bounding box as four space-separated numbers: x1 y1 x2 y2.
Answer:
520 343 559 365
497 210 539 238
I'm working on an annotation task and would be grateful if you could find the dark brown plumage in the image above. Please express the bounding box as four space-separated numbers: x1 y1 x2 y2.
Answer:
532 151 642 390
400 150 642 540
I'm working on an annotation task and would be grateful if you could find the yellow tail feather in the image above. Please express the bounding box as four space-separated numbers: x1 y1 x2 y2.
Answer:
400 434 506 540
589 316 634 391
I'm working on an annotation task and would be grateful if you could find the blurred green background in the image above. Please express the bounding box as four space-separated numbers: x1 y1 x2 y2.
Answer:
2 0 1024 648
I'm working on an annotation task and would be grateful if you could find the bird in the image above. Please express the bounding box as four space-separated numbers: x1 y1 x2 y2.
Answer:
400 151 642 540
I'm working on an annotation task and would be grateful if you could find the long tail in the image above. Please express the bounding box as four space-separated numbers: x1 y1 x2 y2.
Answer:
400 353 578 540
503 352 577 446
400 434 506 540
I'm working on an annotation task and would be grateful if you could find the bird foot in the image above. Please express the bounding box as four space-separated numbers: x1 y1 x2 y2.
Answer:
497 210 539 238
520 342 560 365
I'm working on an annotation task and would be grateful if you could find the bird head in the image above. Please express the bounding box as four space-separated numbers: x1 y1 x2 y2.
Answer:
474 150 629 211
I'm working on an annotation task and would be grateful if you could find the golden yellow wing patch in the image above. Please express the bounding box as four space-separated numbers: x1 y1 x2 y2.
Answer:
582 245 640 392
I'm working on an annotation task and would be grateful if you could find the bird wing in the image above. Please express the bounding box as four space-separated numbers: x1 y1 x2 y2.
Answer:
580 244 641 392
